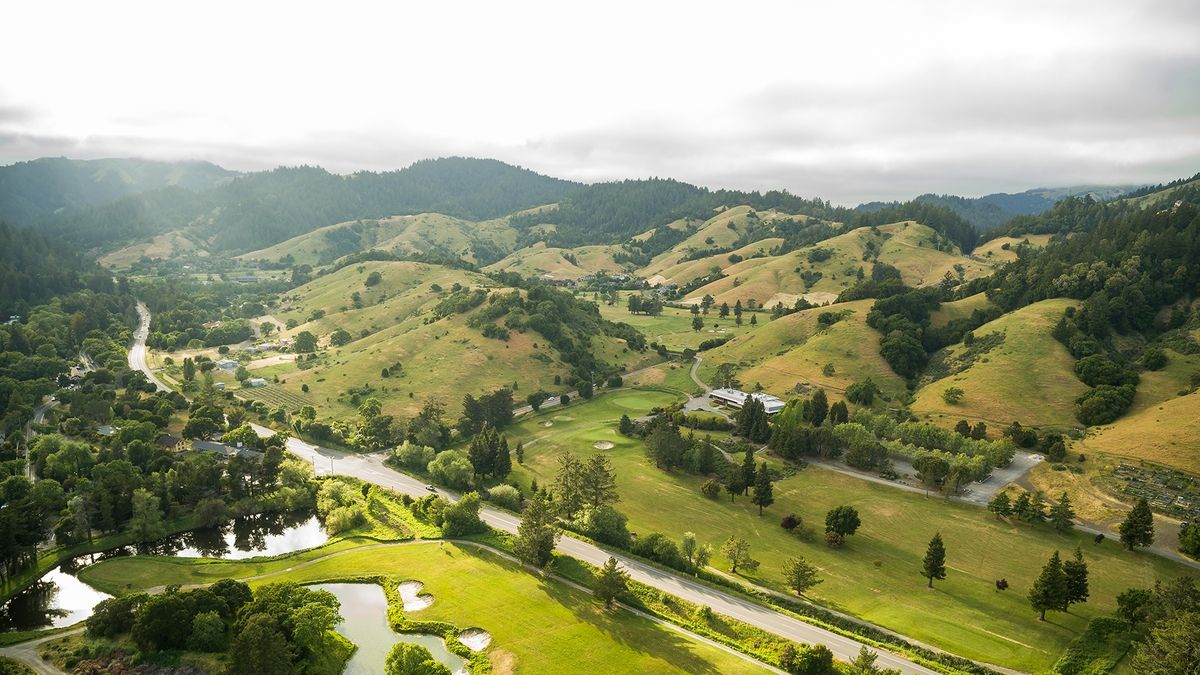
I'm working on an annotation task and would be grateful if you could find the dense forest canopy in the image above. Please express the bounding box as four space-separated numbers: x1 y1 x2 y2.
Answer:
36 158 580 253
0 157 236 225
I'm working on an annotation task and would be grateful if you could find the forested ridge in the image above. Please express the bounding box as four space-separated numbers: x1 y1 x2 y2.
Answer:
39 158 579 253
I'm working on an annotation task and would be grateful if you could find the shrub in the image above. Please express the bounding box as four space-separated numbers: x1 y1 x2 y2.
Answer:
780 513 800 531
188 611 227 652
700 478 722 499
325 505 366 534
392 441 435 471
824 531 845 548
573 505 632 548
427 450 474 489
488 484 522 510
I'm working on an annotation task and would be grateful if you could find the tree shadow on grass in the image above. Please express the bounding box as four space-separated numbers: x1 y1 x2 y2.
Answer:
529 573 737 675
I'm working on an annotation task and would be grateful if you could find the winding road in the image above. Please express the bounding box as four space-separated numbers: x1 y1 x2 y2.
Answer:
124 304 938 674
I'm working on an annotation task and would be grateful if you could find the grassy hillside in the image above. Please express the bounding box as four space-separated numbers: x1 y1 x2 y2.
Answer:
229 261 657 420
641 238 783 288
595 292 764 352
484 242 629 281
971 233 1054 265
504 389 1192 672
696 300 907 399
240 212 519 267
99 230 207 267
1081 392 1200 475
929 292 994 328
676 221 993 310
912 298 1086 429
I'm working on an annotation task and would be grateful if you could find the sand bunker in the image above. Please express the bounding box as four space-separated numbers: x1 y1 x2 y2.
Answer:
542 421 554 427
593 441 615 450
398 581 433 611
458 628 492 652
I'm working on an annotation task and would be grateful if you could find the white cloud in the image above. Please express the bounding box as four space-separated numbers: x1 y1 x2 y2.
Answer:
1 0 1197 203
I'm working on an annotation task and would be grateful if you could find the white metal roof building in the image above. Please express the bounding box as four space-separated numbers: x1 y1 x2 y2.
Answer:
708 388 785 414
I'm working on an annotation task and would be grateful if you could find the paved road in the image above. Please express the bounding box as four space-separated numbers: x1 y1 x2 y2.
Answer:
130 304 936 674
0 628 79 674
254 423 936 674
129 302 169 392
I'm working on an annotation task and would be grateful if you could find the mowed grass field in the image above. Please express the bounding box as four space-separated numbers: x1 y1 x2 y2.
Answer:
697 300 907 400
504 388 1193 672
596 292 764 352
80 541 766 675
912 298 1087 430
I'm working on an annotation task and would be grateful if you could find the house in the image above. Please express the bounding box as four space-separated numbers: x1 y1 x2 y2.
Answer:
216 359 238 370
214 382 226 390
708 388 785 415
246 377 268 387
257 343 277 351
156 435 186 452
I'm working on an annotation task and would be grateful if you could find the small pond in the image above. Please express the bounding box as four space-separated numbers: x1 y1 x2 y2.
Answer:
314 583 468 675
0 511 329 632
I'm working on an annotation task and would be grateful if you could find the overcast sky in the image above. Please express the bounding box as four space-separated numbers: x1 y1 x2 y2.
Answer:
2 0 1197 204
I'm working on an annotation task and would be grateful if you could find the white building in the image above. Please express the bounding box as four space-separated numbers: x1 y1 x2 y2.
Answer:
216 359 238 370
709 388 785 415
246 377 268 387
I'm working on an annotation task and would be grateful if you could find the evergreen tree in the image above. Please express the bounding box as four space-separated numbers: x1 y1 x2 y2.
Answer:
618 414 634 435
493 434 512 479
1063 547 1089 607
987 491 1012 519
724 473 744 502
467 424 496 477
808 389 829 427
514 492 559 568
750 314 757 325
750 405 771 443
740 446 756 496
554 453 585 519
1012 492 1031 519
582 453 619 509
922 532 947 588
1029 550 1068 620
593 556 629 609
1119 498 1154 550
515 441 524 464
828 400 849 425
751 462 774 515
1050 492 1075 531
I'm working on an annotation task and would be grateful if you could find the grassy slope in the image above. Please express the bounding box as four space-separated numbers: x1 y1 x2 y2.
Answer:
81 542 764 675
255 260 656 420
99 231 205 267
912 298 1087 430
1081 388 1200 475
697 300 908 400
239 213 519 266
641 238 784 288
483 242 629 280
679 221 993 310
929 292 994 328
596 292 765 352
971 234 1054 265
639 207 796 282
503 389 1191 672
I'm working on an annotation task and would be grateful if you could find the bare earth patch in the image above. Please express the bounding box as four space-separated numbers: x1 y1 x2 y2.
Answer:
398 580 433 611
593 441 615 450
458 628 492 652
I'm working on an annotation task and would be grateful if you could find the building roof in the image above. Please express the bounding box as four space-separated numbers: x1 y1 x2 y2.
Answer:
709 388 785 412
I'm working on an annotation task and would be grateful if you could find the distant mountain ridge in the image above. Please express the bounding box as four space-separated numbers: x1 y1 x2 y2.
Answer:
0 156 238 225
858 185 1144 230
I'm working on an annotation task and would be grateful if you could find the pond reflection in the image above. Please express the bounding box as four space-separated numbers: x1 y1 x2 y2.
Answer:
0 510 329 632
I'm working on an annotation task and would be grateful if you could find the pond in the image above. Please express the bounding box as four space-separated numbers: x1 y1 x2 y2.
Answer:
313 583 467 675
0 510 330 632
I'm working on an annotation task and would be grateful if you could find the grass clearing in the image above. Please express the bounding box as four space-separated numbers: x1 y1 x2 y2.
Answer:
503 389 1193 672
80 542 767 674
697 300 907 400
597 292 764 352
912 298 1086 430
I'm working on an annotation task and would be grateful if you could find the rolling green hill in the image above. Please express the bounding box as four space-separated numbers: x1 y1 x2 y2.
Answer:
484 242 630 281
678 221 993 309
240 212 520 267
697 299 908 399
912 298 1087 429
